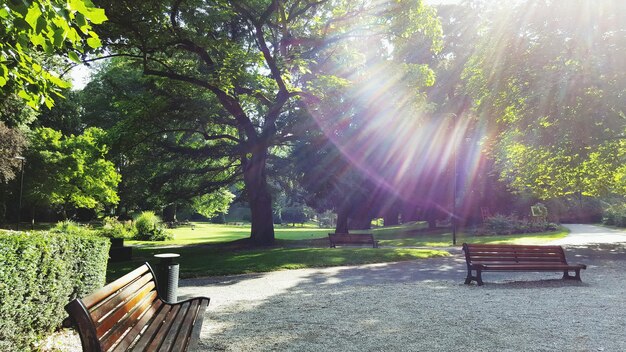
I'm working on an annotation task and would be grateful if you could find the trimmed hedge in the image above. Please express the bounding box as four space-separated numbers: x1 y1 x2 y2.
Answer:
0 231 110 351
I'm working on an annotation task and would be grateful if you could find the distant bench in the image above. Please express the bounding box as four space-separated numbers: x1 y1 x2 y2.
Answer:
227 222 245 226
462 243 587 286
65 263 209 351
328 233 379 248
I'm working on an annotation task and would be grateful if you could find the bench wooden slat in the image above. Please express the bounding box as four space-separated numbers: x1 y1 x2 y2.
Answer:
95 281 156 337
171 300 200 352
91 273 153 323
130 304 174 352
185 299 209 352
160 301 192 351
65 263 210 352
145 304 183 351
101 290 158 351
462 243 586 286
83 265 151 309
111 299 163 352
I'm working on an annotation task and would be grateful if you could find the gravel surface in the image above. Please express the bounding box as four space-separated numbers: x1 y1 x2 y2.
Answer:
51 225 626 351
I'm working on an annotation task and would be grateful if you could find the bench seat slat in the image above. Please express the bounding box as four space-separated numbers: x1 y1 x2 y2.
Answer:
160 301 192 351
185 299 209 352
130 304 174 352
171 300 200 352
145 304 183 351
101 290 158 351
111 299 163 352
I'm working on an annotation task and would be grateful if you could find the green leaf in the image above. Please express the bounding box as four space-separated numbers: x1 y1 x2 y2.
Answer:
0 77 6 87
25 3 42 30
53 28 66 47
68 51 81 63
86 36 101 49
85 8 107 24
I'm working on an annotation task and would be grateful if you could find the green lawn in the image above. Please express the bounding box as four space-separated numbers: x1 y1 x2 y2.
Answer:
126 222 332 246
108 245 448 280
107 222 570 281
371 225 570 247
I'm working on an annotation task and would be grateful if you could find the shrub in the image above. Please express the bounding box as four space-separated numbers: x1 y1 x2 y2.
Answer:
482 214 560 235
134 211 172 241
0 231 110 351
603 204 626 227
97 216 133 239
51 219 89 235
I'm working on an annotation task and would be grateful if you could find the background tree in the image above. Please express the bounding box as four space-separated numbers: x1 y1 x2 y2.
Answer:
23 127 120 220
462 0 626 202
93 0 442 244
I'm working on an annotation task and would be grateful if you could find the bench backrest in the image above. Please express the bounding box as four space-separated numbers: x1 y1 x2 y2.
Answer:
65 263 162 352
463 243 567 265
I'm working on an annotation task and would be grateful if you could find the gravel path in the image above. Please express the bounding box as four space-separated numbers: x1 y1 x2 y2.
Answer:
179 225 626 352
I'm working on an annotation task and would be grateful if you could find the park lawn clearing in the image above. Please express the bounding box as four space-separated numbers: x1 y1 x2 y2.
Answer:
126 222 333 246
106 245 448 281
374 226 569 247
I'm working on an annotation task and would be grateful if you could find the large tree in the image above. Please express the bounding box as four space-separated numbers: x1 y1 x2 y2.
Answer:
93 0 441 244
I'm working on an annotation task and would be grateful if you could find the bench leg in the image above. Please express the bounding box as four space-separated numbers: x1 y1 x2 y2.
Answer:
562 270 582 281
464 270 484 286
476 270 484 286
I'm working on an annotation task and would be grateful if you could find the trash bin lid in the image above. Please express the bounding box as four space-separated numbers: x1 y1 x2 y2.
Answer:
154 253 180 258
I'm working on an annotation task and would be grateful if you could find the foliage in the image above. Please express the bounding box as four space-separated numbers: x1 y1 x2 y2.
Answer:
462 0 626 200
602 204 626 227
23 127 120 214
0 231 109 351
479 214 559 236
50 219 88 235
191 189 235 219
280 206 312 226
134 211 172 241
0 0 107 109
97 216 132 239
0 121 27 183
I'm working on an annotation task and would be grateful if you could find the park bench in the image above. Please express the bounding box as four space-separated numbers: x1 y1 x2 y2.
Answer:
328 233 379 248
64 263 209 352
462 243 586 286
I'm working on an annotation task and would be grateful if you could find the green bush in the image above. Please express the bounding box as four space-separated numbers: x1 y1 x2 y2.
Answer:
0 231 110 351
134 211 172 241
97 216 133 239
603 204 626 227
481 214 559 235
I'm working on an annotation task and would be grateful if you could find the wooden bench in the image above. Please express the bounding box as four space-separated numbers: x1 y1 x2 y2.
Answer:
328 233 379 248
64 263 209 352
462 243 586 286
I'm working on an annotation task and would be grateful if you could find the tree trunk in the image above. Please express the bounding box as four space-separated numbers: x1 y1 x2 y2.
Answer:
383 209 399 226
243 149 275 245
163 203 177 222
335 206 349 234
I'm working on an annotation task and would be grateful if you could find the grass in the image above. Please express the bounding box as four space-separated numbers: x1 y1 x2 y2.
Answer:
106 221 570 280
107 245 448 281
127 222 332 246
372 225 570 247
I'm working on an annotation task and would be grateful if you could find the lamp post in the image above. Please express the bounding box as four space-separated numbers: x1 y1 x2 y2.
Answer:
450 114 458 246
14 156 25 231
